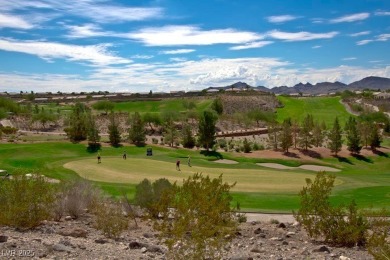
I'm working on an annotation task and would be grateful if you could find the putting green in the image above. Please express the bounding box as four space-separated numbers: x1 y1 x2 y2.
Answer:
64 158 326 193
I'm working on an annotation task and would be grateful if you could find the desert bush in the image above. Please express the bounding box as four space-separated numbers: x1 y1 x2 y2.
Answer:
153 173 237 259
294 172 368 247
152 137 158 144
252 142 260 151
218 139 227 149
243 138 251 153
0 172 55 228
0 126 18 135
94 199 129 239
59 180 101 219
366 209 390 260
134 178 172 217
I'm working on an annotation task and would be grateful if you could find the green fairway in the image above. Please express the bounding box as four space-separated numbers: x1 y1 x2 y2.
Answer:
64 158 316 193
0 142 389 212
276 96 352 126
112 98 212 114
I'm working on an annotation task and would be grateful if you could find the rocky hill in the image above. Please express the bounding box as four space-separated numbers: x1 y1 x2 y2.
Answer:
211 76 390 95
0 213 372 259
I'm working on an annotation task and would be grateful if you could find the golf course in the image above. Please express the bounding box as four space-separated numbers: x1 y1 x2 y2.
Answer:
1 140 389 213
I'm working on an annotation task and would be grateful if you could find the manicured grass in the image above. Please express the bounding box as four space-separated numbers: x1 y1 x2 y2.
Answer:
276 96 352 126
112 98 212 114
0 142 389 212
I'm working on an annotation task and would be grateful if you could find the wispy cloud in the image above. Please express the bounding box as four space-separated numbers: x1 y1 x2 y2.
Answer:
131 54 154 59
170 57 187 62
159 49 195 55
229 41 273 50
349 31 370 37
267 30 338 41
0 13 34 29
342 57 357 61
0 38 130 66
266 15 299 23
312 45 322 49
357 39 373 45
330 12 370 23
375 11 390 16
0 1 163 24
356 34 390 45
128 25 263 46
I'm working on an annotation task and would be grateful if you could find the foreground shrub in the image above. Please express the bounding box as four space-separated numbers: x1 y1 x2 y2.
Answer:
294 172 368 247
366 209 390 260
134 178 172 217
154 173 237 259
57 179 101 219
0 173 54 228
94 199 129 239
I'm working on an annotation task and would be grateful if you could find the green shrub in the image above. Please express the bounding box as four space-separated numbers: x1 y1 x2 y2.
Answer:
152 137 158 144
134 178 172 217
366 209 390 260
243 138 251 153
252 142 260 151
0 173 55 229
154 173 237 259
294 172 368 247
218 139 227 149
94 199 129 239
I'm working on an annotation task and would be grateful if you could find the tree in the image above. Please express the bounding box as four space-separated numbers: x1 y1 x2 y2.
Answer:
267 121 279 150
142 112 161 133
291 120 300 149
248 109 276 127
164 121 179 147
243 138 252 153
279 119 293 152
328 117 343 156
87 113 100 146
153 174 237 259
92 100 114 114
108 112 121 146
312 121 324 147
65 103 89 142
298 114 314 151
211 97 223 115
32 109 57 129
181 123 195 148
197 110 217 151
359 121 371 148
345 117 362 154
128 112 145 146
369 124 381 150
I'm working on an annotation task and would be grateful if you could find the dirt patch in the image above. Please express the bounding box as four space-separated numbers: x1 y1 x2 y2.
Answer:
257 163 340 172
213 159 239 164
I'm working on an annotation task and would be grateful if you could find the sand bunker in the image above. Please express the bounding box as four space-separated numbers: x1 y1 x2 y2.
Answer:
214 159 239 164
257 163 340 172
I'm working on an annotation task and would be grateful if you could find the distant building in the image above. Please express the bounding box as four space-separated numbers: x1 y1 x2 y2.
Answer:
374 92 390 99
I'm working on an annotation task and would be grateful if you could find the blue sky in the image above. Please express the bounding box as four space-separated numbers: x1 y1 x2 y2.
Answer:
0 0 389 93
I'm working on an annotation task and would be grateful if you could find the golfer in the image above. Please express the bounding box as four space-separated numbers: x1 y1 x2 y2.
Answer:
123 151 127 160
97 152 101 164
188 155 191 167
176 160 181 171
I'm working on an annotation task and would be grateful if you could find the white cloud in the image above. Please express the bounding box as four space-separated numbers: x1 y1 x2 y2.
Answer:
229 41 273 50
0 38 130 66
377 34 390 41
170 57 187 62
349 31 371 37
0 13 34 29
375 11 390 16
342 57 357 61
0 0 163 23
266 15 299 23
267 30 338 41
65 24 108 38
159 49 195 55
128 25 263 46
312 45 322 49
131 54 154 59
357 39 373 45
330 12 370 23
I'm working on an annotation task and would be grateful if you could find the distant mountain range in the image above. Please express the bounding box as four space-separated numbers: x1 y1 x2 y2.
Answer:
210 76 390 95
